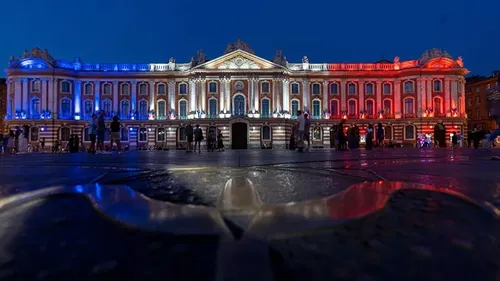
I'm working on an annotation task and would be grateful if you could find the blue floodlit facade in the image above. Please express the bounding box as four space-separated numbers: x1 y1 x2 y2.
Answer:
3 42 468 149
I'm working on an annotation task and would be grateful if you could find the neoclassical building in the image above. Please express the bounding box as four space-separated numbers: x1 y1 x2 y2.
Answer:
4 41 468 149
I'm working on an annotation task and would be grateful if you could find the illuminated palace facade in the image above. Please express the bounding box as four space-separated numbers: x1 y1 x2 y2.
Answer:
4 42 468 149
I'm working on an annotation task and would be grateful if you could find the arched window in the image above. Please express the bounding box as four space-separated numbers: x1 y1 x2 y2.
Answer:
312 100 321 119
102 99 112 117
139 127 148 142
61 98 72 118
261 98 270 118
31 98 40 118
404 125 415 140
233 95 245 116
433 80 442 92
348 100 356 115
158 84 166 95
178 127 186 141
139 83 148 95
179 83 187 95
157 128 166 142
121 83 130 95
61 81 71 93
157 100 166 119
84 100 93 118
84 83 93 95
384 126 392 140
208 98 218 118
121 100 130 119
365 83 374 95
261 126 271 141
291 100 299 117
179 100 187 119
383 99 392 115
30 127 39 142
330 99 339 116
103 83 111 95
313 126 322 140
139 100 148 120
403 81 414 93
433 97 442 115
120 127 129 141
366 99 375 115
60 127 71 141
404 98 414 114
348 83 357 95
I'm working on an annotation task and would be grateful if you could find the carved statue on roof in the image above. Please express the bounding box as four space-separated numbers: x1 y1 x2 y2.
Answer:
169 57 176 63
196 49 207 64
456 56 463 67
16 47 56 65
419 48 453 65
224 39 254 54
273 49 287 66
302 56 309 64
394 56 400 63
190 56 196 65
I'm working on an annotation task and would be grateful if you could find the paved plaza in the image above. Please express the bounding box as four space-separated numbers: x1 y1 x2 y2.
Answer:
0 148 499 280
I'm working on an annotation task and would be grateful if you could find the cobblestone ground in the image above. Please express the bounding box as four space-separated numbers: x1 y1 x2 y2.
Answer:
0 148 499 280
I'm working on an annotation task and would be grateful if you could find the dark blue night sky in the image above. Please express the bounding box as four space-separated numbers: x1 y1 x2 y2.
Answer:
1 0 498 77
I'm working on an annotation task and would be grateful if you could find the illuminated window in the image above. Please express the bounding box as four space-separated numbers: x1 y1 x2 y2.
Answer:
158 83 166 95
291 83 300 94
120 127 129 141
330 99 339 116
31 98 40 117
403 81 414 93
209 82 217 93
31 80 40 92
208 98 218 118
366 99 374 115
312 83 321 95
61 98 72 118
261 126 271 141
179 100 187 119
313 127 322 140
84 83 93 95
178 127 186 141
139 127 147 142
261 98 270 118
121 83 130 95
330 83 339 95
365 83 374 95
433 97 442 115
139 100 148 120
348 100 356 115
157 100 166 119
312 100 321 118
102 99 112 118
348 83 357 95
61 81 71 93
121 100 130 119
291 100 299 117
433 80 442 92
103 83 111 95
404 125 415 140
404 98 414 114
261 82 270 93
234 95 245 115
157 127 166 142
383 100 392 115
383 83 391 94
84 100 93 118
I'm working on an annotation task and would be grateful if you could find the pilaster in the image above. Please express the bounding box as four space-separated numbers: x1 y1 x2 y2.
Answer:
149 81 155 111
22 78 28 112
302 79 310 111
94 81 101 111
376 81 382 113
283 78 290 112
112 81 119 113
167 80 176 111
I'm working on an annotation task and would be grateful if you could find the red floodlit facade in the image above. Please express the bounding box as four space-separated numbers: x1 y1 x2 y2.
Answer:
4 42 468 149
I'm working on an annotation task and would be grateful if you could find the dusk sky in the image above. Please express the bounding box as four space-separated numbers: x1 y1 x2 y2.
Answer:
1 0 499 77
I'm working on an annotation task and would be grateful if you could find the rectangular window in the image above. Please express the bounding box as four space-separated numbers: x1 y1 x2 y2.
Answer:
179 84 187 95
261 99 270 118
262 82 270 93
312 84 320 95
475 96 480 105
330 83 338 95
209 82 217 93
291 83 299 94
312 101 321 118
383 83 391 94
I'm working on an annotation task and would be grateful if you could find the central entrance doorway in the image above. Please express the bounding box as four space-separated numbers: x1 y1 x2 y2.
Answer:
231 122 248 149
434 123 446 147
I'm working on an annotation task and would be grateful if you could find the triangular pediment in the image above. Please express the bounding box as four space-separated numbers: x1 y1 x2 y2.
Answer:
193 50 284 70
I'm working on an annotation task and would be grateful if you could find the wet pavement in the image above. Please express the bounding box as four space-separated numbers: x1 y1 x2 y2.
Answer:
0 148 500 281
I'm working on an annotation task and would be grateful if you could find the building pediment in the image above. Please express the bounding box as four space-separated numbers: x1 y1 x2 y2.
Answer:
193 50 284 71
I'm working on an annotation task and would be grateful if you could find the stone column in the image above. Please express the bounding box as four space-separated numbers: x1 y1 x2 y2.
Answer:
189 79 196 112
22 78 28 113
48 78 54 114
253 78 259 112
131 81 137 113
358 80 365 112
41 79 48 111
451 79 458 110
74 80 82 119
376 81 382 113
416 79 423 117
460 79 466 115
426 79 432 109
445 78 451 116
248 77 254 111
283 79 290 112
201 79 207 112
167 80 175 111
14 79 22 113
273 78 279 112
219 79 225 113
302 79 310 111
322 81 328 112
113 81 119 113
225 78 231 113
94 81 101 111
6 79 12 118
394 80 401 118
149 81 155 111
340 79 347 111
